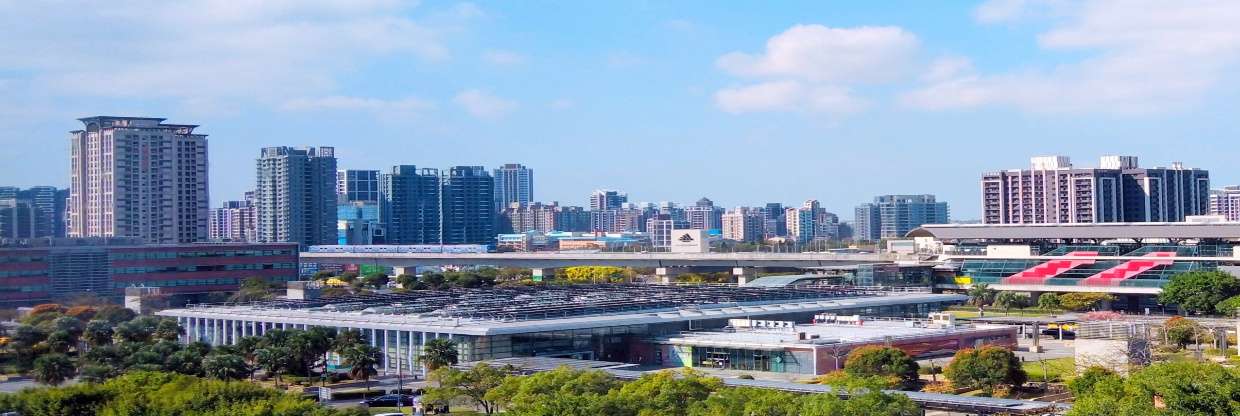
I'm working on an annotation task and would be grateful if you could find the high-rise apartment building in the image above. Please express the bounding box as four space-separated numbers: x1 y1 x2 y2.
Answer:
500 202 591 233
981 156 1209 224
493 163 534 211
1210 186 1240 221
855 195 950 241
0 186 67 239
379 165 442 244
337 169 380 203
763 203 786 237
255 146 337 246
646 215 690 249
722 207 765 243
589 189 628 211
68 116 208 243
785 207 815 243
686 197 724 230
589 189 633 233
591 207 643 233
208 192 257 242
441 166 495 245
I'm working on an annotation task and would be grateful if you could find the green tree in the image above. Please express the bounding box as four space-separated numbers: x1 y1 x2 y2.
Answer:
1058 292 1113 312
842 346 920 389
944 346 1027 396
1068 361 1240 416
420 338 459 371
362 272 390 289
485 367 619 414
1037 292 1061 311
93 305 136 325
202 353 250 381
230 276 275 302
1160 270 1240 315
152 319 182 342
1163 316 1208 348
689 387 799 416
395 273 417 289
341 345 380 397
1217 294 1240 317
31 353 76 386
967 284 997 308
0 371 369 416
798 387 919 416
1068 366 1121 398
426 364 508 414
164 349 204 376
255 346 292 386
82 320 114 348
611 369 722 415
994 292 1031 314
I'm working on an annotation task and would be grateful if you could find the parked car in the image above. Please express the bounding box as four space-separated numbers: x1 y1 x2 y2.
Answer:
360 394 416 407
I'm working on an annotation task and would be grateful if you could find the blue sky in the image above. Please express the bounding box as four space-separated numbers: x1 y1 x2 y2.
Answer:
2 0 1238 219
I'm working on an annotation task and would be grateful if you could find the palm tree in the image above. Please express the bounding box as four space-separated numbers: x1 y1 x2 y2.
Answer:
305 327 336 383
235 336 262 380
420 338 459 372
255 346 291 387
967 284 997 315
342 345 380 398
31 353 76 386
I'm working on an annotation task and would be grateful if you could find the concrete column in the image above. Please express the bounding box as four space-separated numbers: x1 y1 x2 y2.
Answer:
732 267 757 286
531 268 556 282
656 267 679 284
419 332 428 377
411 332 421 377
382 329 390 375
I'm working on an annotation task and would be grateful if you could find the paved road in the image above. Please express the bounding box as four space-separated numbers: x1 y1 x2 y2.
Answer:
0 377 78 393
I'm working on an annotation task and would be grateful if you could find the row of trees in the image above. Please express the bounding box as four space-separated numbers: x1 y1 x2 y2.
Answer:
426 365 920 416
0 371 367 416
418 344 1027 416
1067 361 1240 416
968 284 1114 313
3 302 462 396
968 270 1240 316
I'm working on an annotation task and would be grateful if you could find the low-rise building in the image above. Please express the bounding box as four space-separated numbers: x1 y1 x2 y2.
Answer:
639 313 1016 375
158 285 966 376
0 238 298 306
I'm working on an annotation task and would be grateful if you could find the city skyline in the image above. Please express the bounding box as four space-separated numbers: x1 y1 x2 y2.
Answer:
3 1 1240 218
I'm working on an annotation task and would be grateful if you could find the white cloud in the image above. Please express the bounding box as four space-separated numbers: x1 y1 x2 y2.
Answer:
280 96 435 113
482 50 527 66
906 0 1240 113
717 25 919 83
713 24 914 115
714 81 869 115
453 89 517 119
0 0 455 109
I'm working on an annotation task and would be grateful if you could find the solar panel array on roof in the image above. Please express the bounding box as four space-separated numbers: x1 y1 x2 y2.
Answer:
202 284 891 323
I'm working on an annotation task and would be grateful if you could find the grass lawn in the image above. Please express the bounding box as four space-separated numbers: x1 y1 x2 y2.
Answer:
945 307 1059 319
1023 357 1075 383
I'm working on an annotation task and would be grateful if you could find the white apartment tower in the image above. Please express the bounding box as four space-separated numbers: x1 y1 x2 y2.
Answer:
255 146 338 246
68 116 208 243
